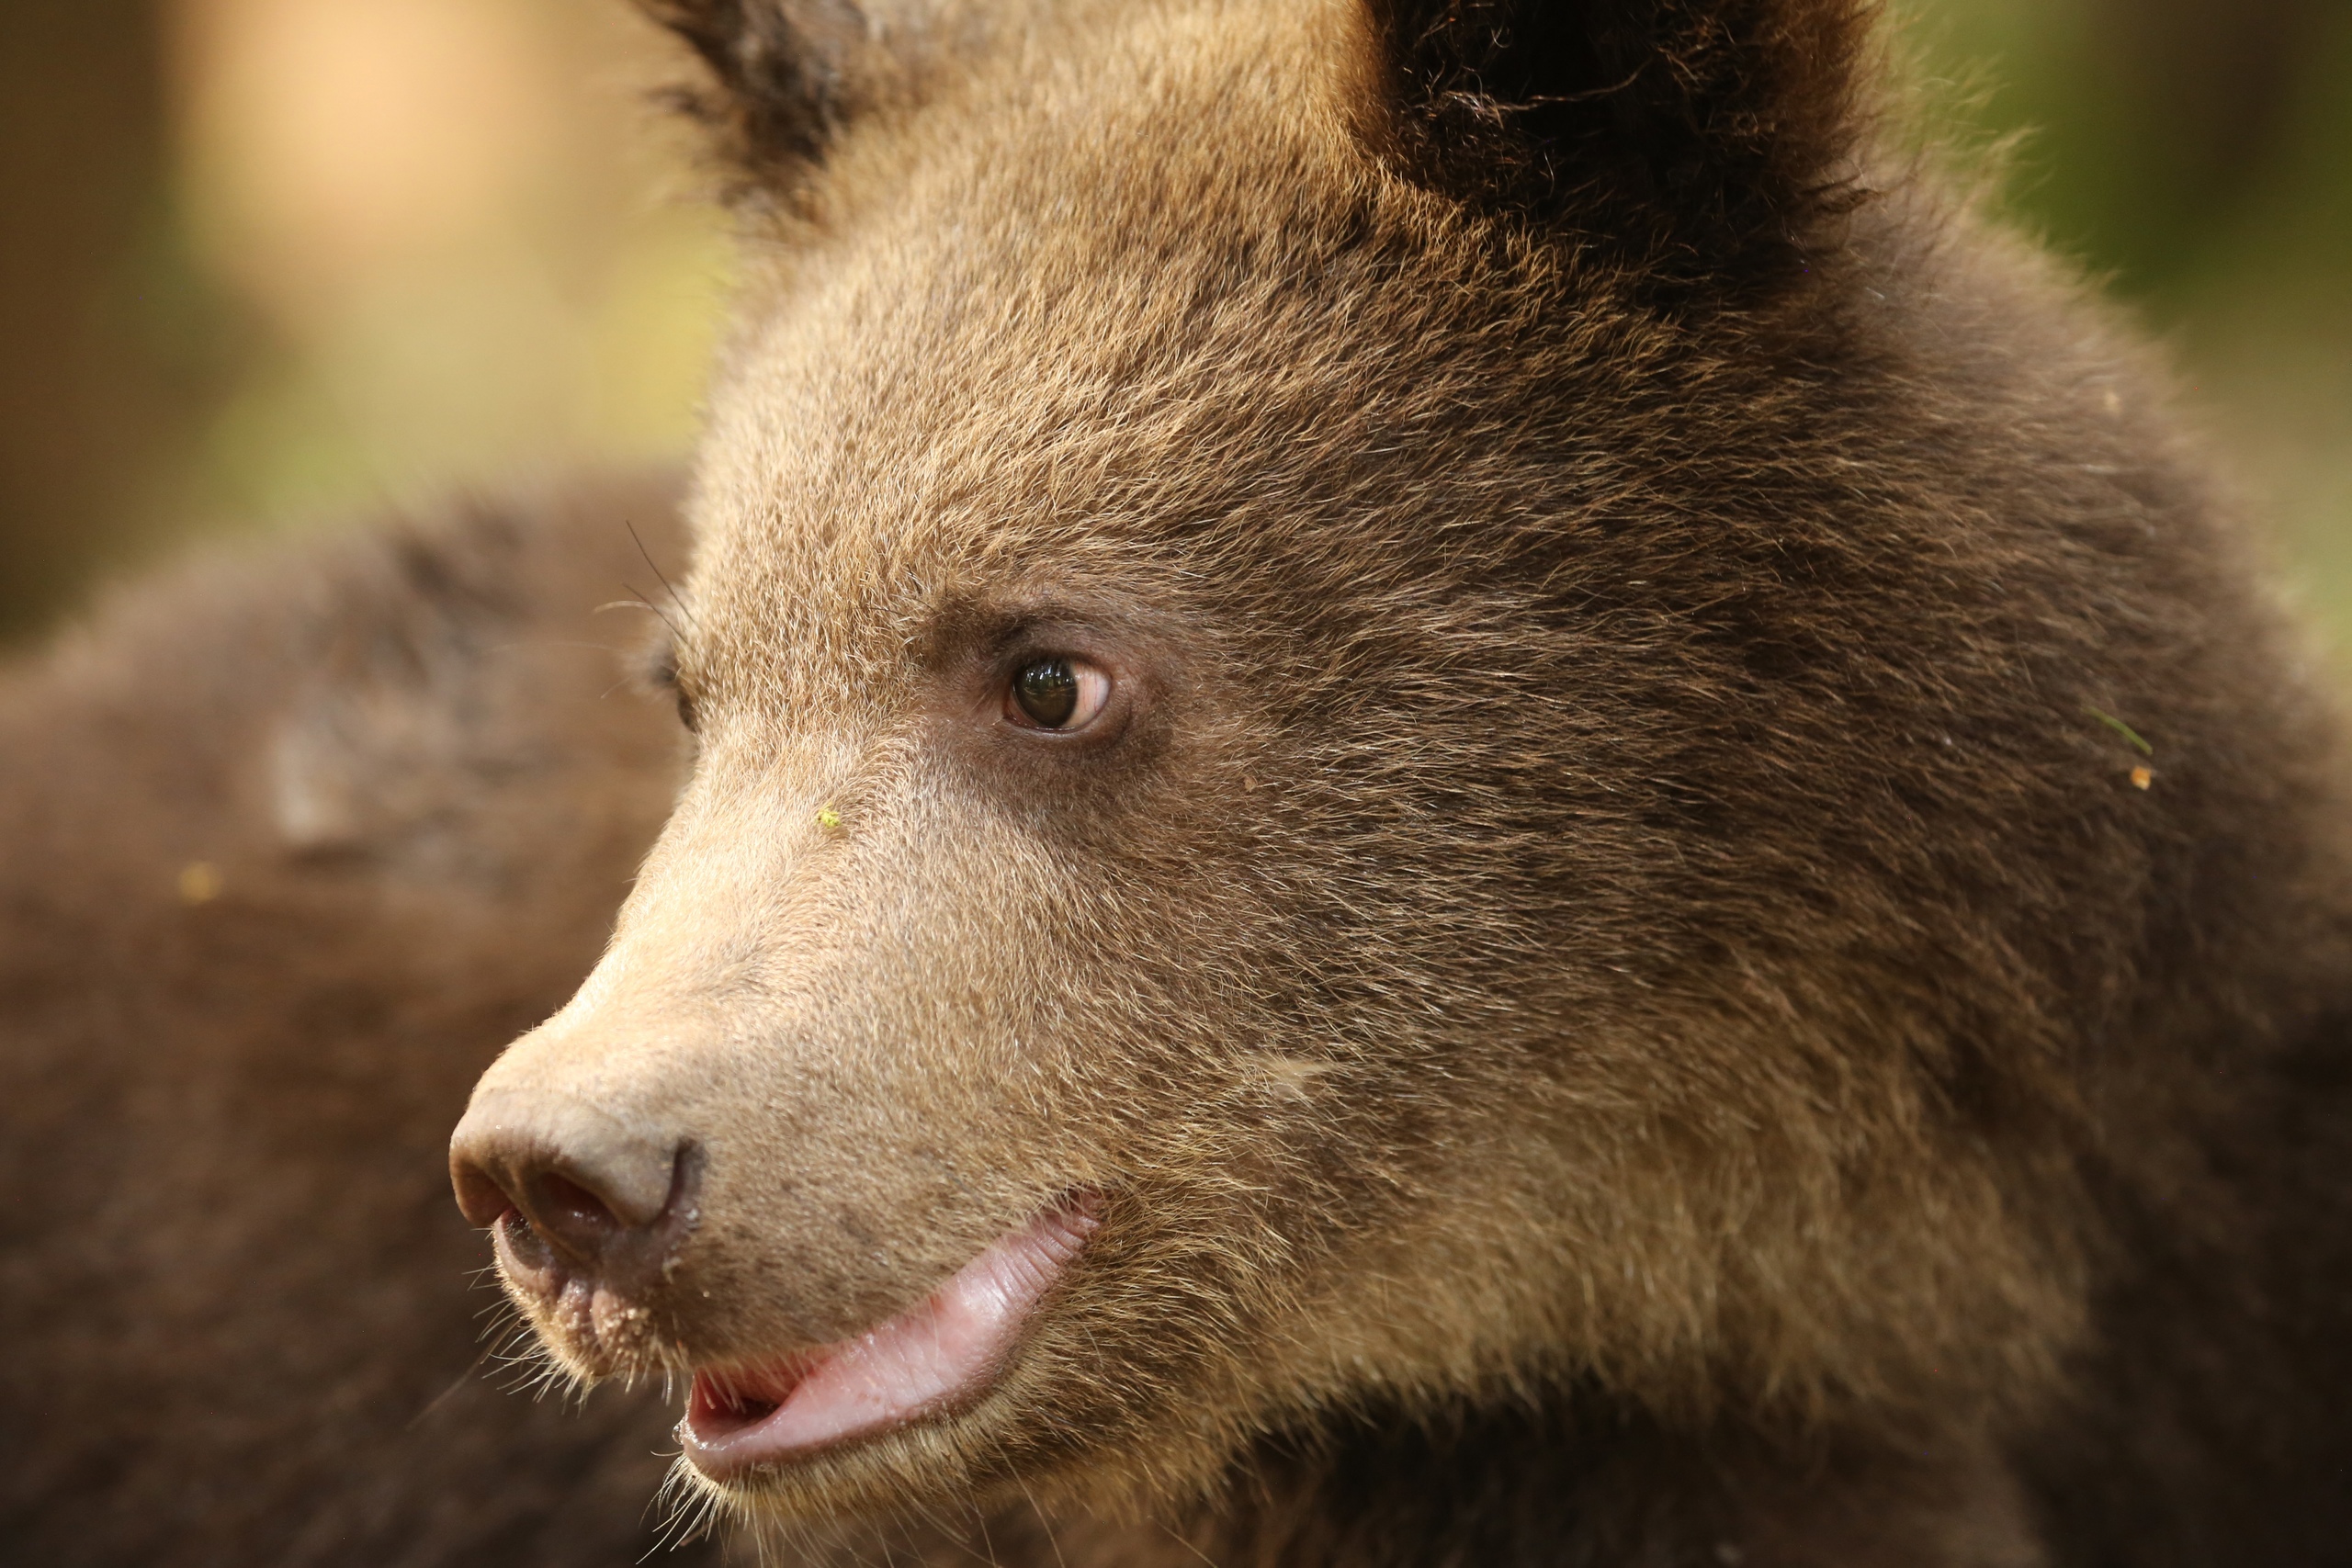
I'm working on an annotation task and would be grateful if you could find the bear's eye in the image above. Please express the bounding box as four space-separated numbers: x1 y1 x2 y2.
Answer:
643 641 699 734
1008 656 1109 731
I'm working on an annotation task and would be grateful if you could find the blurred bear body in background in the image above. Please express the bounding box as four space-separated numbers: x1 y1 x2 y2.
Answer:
11 0 2352 1563
0 475 713 1564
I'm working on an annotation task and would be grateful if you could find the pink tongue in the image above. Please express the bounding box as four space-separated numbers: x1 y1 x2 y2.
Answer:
686 1205 1095 1470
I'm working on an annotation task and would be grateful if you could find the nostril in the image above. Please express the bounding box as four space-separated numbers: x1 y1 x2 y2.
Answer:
452 1159 518 1232
450 1089 702 1289
528 1171 622 1257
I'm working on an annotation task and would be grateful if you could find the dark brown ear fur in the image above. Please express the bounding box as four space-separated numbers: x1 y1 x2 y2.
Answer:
647 0 1870 286
639 0 857 199
1366 0 1871 287
638 0 986 208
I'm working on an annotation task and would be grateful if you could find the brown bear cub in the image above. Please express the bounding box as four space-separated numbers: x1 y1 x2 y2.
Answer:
438 0 2352 1562
13 0 2346 1562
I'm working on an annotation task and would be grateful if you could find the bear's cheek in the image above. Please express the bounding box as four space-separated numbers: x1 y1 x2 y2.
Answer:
455 712 1357 1475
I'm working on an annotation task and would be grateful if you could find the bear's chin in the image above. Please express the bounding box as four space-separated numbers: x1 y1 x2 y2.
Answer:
679 1201 1099 1482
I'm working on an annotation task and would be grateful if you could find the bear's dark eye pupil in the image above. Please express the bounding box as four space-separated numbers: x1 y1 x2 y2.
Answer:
1015 659 1080 728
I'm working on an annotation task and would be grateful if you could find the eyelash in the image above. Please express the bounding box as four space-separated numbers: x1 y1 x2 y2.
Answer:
645 645 699 733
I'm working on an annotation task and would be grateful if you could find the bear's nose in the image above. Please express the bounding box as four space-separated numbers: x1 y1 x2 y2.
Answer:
449 1089 696 1275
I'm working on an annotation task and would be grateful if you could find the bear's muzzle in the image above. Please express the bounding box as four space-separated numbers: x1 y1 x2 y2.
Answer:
450 1087 703 1336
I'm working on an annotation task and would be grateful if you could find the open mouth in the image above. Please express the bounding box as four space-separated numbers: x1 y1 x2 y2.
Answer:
680 1200 1098 1479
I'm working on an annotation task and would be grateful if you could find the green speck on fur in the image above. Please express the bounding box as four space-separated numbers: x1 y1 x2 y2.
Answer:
2084 705 2154 756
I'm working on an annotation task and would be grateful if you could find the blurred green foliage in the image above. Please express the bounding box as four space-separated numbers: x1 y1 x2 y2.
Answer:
1896 0 2352 662
0 0 723 647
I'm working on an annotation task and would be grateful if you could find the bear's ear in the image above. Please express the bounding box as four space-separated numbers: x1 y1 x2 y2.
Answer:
1364 0 1871 289
636 0 968 206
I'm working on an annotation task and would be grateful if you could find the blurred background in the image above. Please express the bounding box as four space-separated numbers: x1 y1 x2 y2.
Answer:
0 0 726 645
1 0 2346 651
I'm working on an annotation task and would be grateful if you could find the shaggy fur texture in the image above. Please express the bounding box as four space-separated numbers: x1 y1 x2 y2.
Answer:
443 0 2352 1562
0 475 712 1564
9 0 2352 1561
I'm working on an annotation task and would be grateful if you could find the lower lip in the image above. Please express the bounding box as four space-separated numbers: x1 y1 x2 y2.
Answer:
680 1201 1098 1479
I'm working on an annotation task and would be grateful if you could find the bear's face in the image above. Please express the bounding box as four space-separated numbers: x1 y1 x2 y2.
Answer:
454 0 2088 1529
464 11 1615 1514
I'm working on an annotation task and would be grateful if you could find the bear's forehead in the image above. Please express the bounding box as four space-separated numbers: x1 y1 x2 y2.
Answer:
663 0 1607 711
681 276 1389 640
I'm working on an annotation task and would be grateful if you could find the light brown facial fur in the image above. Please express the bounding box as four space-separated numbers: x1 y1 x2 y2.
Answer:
453 0 2352 1561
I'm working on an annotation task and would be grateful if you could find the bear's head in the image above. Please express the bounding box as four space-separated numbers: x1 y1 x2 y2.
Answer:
450 0 2285 1535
